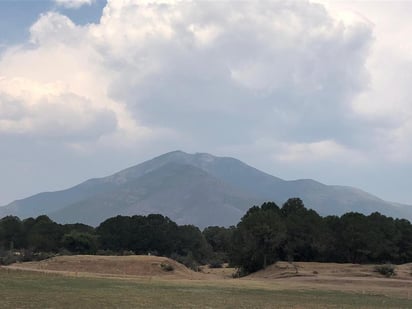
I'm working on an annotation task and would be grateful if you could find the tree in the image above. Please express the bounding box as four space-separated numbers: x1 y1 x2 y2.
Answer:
395 218 412 263
175 224 211 263
0 216 23 250
280 198 323 261
203 226 234 262
62 231 98 254
96 215 135 251
26 215 63 252
338 212 371 263
230 202 286 274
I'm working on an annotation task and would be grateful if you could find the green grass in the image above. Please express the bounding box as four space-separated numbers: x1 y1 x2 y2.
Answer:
0 269 411 308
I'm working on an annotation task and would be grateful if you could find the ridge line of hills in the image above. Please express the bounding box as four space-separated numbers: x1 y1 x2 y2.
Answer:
1 150 411 227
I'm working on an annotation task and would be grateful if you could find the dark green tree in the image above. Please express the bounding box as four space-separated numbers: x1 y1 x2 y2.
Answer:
61 231 98 254
280 198 323 261
26 215 63 252
0 216 24 250
203 226 234 262
230 202 286 274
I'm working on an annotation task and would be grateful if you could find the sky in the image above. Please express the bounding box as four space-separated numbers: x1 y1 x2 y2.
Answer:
0 0 412 207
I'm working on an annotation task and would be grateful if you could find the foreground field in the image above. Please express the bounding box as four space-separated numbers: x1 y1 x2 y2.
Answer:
1 256 412 308
1 268 412 309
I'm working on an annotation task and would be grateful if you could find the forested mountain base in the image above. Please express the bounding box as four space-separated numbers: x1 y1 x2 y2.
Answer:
1 198 411 274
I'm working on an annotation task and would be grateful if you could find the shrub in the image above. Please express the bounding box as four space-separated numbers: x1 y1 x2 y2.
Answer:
0 252 19 265
208 260 223 268
170 253 200 272
121 250 135 256
374 264 396 277
96 249 117 256
232 268 248 278
160 263 174 272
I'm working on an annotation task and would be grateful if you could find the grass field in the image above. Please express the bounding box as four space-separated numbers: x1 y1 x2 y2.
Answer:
1 268 412 308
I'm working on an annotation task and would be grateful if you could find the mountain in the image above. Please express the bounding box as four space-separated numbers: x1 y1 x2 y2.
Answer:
1 150 411 228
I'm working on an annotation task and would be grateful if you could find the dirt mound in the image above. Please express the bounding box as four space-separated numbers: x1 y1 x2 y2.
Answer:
8 255 200 279
247 261 412 280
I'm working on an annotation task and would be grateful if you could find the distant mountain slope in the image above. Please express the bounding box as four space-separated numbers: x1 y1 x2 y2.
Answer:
50 163 261 227
1 150 411 227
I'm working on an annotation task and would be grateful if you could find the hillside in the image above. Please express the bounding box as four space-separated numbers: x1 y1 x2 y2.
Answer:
5 255 199 279
1 150 411 227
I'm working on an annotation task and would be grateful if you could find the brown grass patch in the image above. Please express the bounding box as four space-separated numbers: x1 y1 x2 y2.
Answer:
243 261 412 299
5 257 412 300
248 261 412 280
6 255 200 279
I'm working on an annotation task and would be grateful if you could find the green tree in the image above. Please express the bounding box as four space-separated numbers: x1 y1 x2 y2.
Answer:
230 202 286 274
26 215 63 252
0 216 23 250
203 226 234 262
175 224 211 263
61 231 98 254
280 198 323 261
395 218 412 263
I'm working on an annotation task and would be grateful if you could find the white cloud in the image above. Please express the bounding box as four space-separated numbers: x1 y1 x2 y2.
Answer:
316 1 412 162
275 139 365 163
54 0 95 9
0 0 390 161
89 0 372 148
0 77 116 139
0 12 154 143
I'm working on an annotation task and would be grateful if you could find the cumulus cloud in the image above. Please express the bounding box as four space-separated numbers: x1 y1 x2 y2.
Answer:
0 77 116 140
0 11 152 144
315 1 412 163
2 0 412 206
54 0 95 9
87 0 373 148
0 0 379 160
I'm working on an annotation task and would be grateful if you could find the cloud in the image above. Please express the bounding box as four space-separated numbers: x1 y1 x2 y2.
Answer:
275 139 365 163
2 0 412 206
89 0 372 147
0 12 152 144
316 1 412 163
54 0 95 9
0 0 376 158
0 77 116 140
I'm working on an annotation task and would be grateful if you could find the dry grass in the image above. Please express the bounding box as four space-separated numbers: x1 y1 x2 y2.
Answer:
5 255 201 279
1 267 412 309
4 256 412 303
244 261 412 299
248 261 412 280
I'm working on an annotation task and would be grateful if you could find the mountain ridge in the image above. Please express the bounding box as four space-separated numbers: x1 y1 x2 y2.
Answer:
1 150 411 227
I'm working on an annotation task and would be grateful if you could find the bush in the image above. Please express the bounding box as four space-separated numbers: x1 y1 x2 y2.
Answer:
0 252 19 265
232 268 248 278
208 260 223 268
171 253 200 272
121 250 135 256
160 263 174 272
96 249 117 256
374 264 396 277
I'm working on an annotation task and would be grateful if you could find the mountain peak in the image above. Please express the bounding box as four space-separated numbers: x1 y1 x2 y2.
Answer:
2 151 412 227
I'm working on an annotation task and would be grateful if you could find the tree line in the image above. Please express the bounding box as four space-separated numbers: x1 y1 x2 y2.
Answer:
1 198 412 275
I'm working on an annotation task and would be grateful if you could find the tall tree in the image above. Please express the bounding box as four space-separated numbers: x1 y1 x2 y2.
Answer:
280 198 323 261
230 202 286 274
